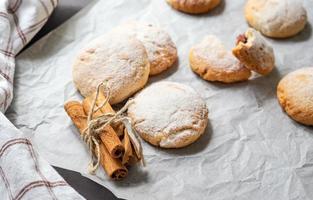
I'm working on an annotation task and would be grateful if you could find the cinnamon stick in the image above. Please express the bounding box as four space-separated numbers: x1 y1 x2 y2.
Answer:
64 101 127 180
99 143 128 180
122 129 137 166
64 101 87 134
95 90 124 137
95 90 143 164
82 95 124 158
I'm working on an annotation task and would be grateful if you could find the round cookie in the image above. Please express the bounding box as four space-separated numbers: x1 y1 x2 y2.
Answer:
277 68 313 126
232 28 275 75
189 35 251 83
128 81 208 148
166 0 221 14
245 0 307 38
73 34 150 105
111 22 177 75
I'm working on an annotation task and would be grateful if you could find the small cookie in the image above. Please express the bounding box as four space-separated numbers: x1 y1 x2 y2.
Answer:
232 28 275 75
277 68 313 126
128 81 208 148
111 22 177 75
189 35 251 83
245 0 307 38
73 34 150 104
166 0 221 14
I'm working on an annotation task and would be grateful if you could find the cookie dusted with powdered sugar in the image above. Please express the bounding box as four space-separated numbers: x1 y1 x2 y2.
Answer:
166 0 221 14
111 22 177 75
127 81 208 148
73 34 150 104
189 35 251 83
245 0 307 38
233 28 275 75
277 68 313 126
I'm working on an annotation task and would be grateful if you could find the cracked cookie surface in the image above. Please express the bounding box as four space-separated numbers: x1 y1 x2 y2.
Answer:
127 81 208 148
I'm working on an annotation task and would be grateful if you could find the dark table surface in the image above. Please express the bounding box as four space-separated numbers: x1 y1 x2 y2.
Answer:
26 1 121 199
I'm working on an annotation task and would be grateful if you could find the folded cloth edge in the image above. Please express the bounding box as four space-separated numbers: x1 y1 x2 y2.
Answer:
0 0 85 199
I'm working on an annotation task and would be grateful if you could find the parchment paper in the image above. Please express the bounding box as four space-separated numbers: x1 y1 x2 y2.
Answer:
7 0 313 199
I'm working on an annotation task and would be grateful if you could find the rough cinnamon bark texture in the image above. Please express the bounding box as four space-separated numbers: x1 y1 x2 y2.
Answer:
122 129 136 166
64 101 88 133
99 143 128 180
95 90 125 137
64 101 127 180
82 94 125 158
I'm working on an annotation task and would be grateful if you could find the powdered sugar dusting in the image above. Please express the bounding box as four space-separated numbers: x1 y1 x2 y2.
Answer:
110 21 177 74
247 0 307 37
277 67 313 125
127 81 208 148
245 28 275 71
73 34 150 104
191 35 245 72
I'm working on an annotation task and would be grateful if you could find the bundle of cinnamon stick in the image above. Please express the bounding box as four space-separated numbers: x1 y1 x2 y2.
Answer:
64 90 141 181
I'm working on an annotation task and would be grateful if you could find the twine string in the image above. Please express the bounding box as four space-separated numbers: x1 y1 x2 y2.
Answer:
82 82 144 174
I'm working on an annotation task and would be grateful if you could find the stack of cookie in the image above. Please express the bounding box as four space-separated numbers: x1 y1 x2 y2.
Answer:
71 21 209 149
189 28 275 83
67 21 210 180
65 1 312 182
73 21 178 104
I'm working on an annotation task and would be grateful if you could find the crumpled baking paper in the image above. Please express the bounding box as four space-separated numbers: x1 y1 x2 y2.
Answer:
7 0 313 199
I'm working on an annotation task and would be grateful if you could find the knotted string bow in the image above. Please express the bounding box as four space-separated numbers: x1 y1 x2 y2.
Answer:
82 82 144 174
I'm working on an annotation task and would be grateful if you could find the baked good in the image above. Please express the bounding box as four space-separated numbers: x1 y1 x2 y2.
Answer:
277 67 313 126
232 28 275 75
127 81 208 148
166 0 221 14
189 35 251 83
73 34 150 104
245 0 307 38
111 22 177 75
